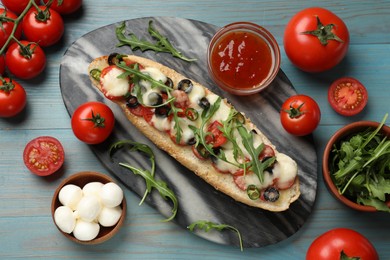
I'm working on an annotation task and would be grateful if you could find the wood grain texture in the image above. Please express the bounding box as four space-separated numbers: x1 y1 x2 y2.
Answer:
0 0 389 259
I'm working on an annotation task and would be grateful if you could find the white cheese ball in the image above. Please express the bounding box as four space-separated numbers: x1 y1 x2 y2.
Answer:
54 206 76 234
83 182 103 197
99 182 123 208
76 195 102 222
73 219 100 241
58 184 83 210
98 206 122 227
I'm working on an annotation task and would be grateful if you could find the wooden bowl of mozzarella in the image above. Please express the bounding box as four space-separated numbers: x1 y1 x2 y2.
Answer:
51 171 126 244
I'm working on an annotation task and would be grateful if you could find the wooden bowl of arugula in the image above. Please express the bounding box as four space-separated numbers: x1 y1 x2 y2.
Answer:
322 115 390 212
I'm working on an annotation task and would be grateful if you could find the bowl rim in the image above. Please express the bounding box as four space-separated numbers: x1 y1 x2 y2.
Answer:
51 171 126 245
322 120 390 212
207 21 281 96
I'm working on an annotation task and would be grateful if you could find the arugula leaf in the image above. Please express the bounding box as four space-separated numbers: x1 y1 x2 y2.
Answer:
115 21 196 62
109 140 178 222
188 220 243 251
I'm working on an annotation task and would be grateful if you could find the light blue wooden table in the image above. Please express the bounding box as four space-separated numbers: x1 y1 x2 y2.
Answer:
1 0 389 259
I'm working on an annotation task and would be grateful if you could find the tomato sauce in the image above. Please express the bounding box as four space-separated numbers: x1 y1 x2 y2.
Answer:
210 30 273 90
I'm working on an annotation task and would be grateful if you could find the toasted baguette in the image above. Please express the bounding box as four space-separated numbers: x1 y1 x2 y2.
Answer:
88 55 300 212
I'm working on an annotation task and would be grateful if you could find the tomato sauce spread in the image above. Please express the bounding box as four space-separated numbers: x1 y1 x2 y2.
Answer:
210 30 273 90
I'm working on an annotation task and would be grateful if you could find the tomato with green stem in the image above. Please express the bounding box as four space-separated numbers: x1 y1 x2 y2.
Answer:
71 102 115 144
5 40 46 79
280 95 321 136
0 8 23 49
306 228 378 260
42 0 82 15
284 7 349 72
22 6 64 47
0 77 26 117
1 0 40 15
328 77 368 116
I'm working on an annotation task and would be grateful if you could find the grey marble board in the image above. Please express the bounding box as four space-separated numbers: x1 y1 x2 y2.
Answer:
59 17 317 248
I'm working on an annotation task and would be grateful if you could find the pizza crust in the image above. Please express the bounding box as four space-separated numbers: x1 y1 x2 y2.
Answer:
88 55 300 212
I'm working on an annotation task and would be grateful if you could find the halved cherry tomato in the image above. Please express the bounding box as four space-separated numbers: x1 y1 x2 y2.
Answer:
205 121 227 148
280 95 321 136
23 136 65 176
71 102 115 144
328 77 368 116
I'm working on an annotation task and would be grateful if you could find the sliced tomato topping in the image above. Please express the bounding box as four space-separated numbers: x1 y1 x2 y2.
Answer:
205 121 227 148
23 136 65 176
100 65 130 100
142 107 155 123
274 176 296 190
328 77 368 116
233 172 248 190
258 144 275 162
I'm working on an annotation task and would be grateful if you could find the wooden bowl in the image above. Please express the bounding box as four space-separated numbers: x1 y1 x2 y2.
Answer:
51 171 126 244
322 120 390 212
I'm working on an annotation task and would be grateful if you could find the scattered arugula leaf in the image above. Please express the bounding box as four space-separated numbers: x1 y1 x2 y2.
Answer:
330 114 390 212
188 220 243 251
115 20 196 62
109 140 178 222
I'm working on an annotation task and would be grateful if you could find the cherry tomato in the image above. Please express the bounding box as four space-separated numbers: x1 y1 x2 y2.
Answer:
22 6 64 47
280 95 321 136
71 102 115 144
23 136 65 176
284 7 349 72
328 77 368 116
306 228 379 260
0 77 26 117
0 55 5 75
42 0 82 15
1 0 39 14
0 8 23 49
5 40 46 79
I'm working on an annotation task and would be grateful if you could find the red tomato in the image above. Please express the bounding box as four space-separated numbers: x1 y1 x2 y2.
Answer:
71 102 115 144
1 0 39 14
0 55 5 75
284 7 349 72
23 136 65 176
5 40 46 79
22 6 64 47
0 8 22 49
328 77 368 116
42 0 82 15
280 95 321 136
306 228 379 260
205 121 227 148
0 77 26 117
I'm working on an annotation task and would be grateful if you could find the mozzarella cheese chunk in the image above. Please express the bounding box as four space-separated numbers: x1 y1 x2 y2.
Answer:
101 67 130 97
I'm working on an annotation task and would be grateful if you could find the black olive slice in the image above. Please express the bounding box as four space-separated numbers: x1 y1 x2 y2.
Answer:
263 187 280 202
165 77 174 88
147 92 163 106
108 53 123 65
126 95 139 108
155 105 171 118
198 97 210 110
186 137 196 145
177 79 193 93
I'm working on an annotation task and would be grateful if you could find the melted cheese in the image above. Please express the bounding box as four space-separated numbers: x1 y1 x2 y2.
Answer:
151 115 171 132
212 149 241 174
272 153 298 189
188 84 205 108
101 67 130 97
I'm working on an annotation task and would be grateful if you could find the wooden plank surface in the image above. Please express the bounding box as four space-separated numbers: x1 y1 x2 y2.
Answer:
0 0 389 259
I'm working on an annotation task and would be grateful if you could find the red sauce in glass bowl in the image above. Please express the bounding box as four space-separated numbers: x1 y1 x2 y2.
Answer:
207 22 280 95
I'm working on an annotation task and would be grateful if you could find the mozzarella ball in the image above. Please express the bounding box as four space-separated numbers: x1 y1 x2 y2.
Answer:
98 206 122 227
54 206 76 234
76 195 102 222
100 182 123 208
73 219 100 241
83 182 104 197
58 184 83 210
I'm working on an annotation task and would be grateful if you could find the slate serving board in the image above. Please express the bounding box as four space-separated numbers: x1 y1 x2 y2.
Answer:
59 17 317 248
